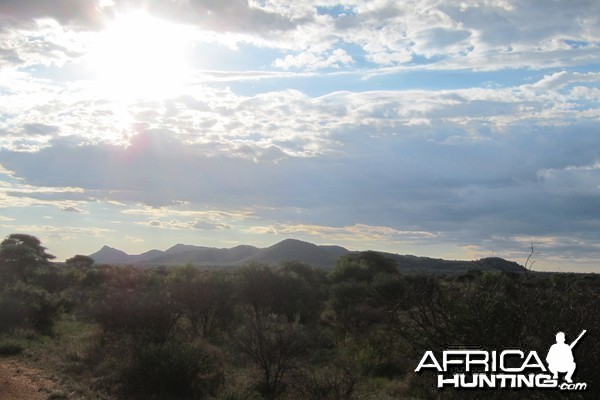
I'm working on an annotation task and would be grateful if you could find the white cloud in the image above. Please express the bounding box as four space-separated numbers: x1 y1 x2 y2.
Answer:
0 18 87 69
137 219 232 231
274 48 353 70
249 223 437 244
125 235 145 243
0 224 113 239
525 71 600 91
193 221 232 230
0 1 599 270
0 176 91 210
1 0 598 72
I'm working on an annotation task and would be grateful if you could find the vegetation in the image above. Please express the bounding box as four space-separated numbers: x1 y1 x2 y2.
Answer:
0 233 598 399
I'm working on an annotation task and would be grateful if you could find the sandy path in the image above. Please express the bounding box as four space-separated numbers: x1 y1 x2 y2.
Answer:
0 357 61 400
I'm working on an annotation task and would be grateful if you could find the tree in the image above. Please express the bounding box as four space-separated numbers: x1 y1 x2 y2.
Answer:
235 314 309 399
0 283 61 335
169 266 235 339
329 252 400 330
237 263 327 323
122 338 224 399
279 262 328 323
0 234 55 282
330 251 398 284
237 263 284 317
97 271 179 343
65 254 95 268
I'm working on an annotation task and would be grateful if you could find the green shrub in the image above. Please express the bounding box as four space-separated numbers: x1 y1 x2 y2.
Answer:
122 338 224 399
0 339 24 355
0 283 61 335
96 281 178 343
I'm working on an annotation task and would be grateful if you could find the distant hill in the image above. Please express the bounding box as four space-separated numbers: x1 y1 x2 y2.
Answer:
142 243 260 266
89 246 165 265
243 239 346 268
382 254 526 274
90 239 346 268
89 238 526 273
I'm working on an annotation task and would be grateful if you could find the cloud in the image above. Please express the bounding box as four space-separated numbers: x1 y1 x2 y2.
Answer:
0 18 88 69
1 0 598 73
1 75 598 214
0 173 93 211
0 0 309 33
0 46 24 67
249 223 437 244
22 123 60 135
193 221 232 230
274 48 353 70
125 235 145 243
446 0 600 47
137 219 232 231
1 106 598 261
0 0 102 28
411 27 472 58
1 1 598 271
525 71 600 91
61 206 84 213
0 224 113 239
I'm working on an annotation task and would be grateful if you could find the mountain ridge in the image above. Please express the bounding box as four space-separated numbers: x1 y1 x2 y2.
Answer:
88 238 526 273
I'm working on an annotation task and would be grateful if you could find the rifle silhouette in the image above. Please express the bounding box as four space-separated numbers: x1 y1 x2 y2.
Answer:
569 330 586 349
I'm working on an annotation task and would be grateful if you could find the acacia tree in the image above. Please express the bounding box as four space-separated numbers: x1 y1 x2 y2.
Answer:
65 254 95 268
0 233 55 282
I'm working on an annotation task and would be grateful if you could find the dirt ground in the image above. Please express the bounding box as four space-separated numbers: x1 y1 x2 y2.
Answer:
0 357 63 400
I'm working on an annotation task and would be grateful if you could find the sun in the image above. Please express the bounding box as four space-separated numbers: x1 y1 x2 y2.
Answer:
87 11 192 98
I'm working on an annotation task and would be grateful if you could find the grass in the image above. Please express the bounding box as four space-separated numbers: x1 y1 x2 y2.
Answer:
0 337 25 355
17 316 108 400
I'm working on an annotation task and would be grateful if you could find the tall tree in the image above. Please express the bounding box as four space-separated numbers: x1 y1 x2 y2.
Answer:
0 233 55 282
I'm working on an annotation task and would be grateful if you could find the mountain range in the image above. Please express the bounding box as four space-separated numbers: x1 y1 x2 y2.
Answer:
89 238 526 273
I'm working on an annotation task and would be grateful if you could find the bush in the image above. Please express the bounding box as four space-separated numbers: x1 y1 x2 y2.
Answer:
0 283 61 335
122 338 224 399
168 267 235 339
0 338 24 355
96 277 177 343
235 314 310 399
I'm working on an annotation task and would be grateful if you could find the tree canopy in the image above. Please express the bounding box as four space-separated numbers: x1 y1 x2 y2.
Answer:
0 233 55 282
65 254 95 268
0 234 55 265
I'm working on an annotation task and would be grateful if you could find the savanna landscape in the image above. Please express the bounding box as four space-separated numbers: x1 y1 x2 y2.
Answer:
1 1 599 399
0 233 598 399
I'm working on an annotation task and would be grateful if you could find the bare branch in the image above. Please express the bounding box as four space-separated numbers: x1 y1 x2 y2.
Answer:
524 241 539 271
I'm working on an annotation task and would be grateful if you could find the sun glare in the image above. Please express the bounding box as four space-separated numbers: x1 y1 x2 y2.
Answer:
87 12 192 98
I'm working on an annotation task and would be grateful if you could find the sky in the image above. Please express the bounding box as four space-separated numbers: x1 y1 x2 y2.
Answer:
0 0 599 271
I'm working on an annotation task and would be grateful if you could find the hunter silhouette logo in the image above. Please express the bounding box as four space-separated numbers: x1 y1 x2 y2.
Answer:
415 329 588 391
546 330 586 383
